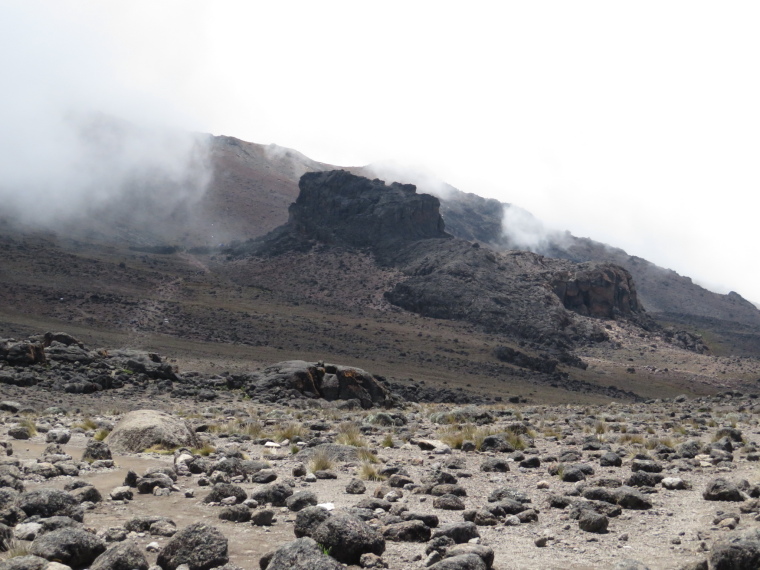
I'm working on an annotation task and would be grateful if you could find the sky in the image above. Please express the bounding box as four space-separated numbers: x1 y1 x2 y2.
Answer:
2 1 760 304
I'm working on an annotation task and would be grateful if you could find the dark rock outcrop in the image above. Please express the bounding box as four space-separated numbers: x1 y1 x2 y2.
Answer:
244 360 399 409
262 169 449 255
551 264 641 318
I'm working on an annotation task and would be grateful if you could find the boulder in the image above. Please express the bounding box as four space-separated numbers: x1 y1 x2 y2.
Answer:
249 483 293 507
294 506 332 538
286 491 318 512
429 554 487 570
30 527 106 567
105 410 200 453
156 523 228 570
311 512 385 564
382 520 431 542
431 522 480 544
204 483 247 504
18 489 83 521
709 530 760 569
82 440 112 462
704 478 746 502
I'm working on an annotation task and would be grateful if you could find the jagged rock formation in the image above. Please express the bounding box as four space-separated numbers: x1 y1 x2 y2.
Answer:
258 170 449 255
240 170 648 349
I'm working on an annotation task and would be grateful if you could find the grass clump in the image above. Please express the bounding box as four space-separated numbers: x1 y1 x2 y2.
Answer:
618 433 645 445
381 434 395 448
191 442 216 456
358 462 386 481
72 418 98 431
18 418 37 436
93 428 110 442
357 448 380 464
274 422 306 443
506 431 526 451
336 422 366 447
309 449 336 473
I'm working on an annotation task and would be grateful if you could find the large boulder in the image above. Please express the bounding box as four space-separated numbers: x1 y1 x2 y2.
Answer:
311 512 385 564
105 410 200 453
18 489 83 521
156 523 228 570
710 529 760 569
30 527 105 567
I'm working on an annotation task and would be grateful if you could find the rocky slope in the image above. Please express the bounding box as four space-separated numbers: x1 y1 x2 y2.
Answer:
235 170 664 352
2 335 760 569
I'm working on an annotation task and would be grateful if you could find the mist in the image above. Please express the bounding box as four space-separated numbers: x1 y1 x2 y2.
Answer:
363 161 459 200
0 3 211 234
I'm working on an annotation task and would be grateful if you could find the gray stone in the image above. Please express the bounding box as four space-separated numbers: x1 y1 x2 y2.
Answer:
156 523 228 570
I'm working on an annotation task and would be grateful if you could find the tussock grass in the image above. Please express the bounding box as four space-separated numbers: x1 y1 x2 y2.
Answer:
336 422 366 447
93 428 110 441
506 431 527 451
358 462 386 481
72 418 98 431
381 434 395 448
210 419 267 439
357 448 380 464
274 422 306 443
542 426 562 438
18 418 37 436
618 433 645 445
309 449 336 473
192 442 215 456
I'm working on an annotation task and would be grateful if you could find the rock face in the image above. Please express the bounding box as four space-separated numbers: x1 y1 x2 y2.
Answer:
276 169 449 253
105 410 200 453
551 264 641 318
245 360 398 408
